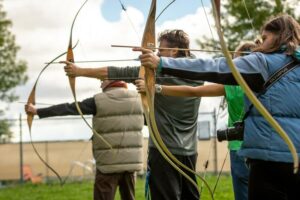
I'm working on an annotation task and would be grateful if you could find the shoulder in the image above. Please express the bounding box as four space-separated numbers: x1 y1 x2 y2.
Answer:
94 88 139 102
94 92 104 98
234 52 267 67
107 88 138 97
240 52 292 68
258 53 294 75
264 53 294 66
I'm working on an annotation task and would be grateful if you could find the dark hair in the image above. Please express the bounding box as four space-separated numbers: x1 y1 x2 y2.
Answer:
158 29 190 57
253 14 300 54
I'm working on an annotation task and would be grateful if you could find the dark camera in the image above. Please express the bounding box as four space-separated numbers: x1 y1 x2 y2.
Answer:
217 121 244 142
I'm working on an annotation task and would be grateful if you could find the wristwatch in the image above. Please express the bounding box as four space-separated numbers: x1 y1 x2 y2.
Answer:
155 84 162 94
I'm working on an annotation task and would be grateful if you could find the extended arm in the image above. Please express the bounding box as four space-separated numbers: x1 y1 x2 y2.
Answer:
25 97 96 119
62 61 140 83
108 66 140 84
62 61 108 80
133 47 268 92
161 84 225 97
135 79 225 97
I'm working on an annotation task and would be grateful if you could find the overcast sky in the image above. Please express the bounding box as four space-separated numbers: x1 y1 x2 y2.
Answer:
2 0 227 142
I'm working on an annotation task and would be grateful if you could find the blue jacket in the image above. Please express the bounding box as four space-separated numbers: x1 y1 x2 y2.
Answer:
160 52 300 163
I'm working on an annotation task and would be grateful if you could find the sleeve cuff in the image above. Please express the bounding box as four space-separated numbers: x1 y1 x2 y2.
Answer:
157 58 163 74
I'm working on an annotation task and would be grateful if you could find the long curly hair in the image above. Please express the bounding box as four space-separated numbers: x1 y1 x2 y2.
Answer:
253 14 300 55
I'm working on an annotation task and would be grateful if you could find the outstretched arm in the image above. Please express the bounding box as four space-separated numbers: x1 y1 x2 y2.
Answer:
135 79 225 97
61 61 108 80
133 47 266 92
25 98 96 119
161 84 225 97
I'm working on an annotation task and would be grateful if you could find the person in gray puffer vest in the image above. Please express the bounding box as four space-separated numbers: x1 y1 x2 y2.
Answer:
25 80 144 200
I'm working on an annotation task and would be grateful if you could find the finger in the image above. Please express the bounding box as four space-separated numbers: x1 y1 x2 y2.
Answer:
66 73 75 77
64 67 74 73
135 79 143 84
139 56 154 64
64 68 72 72
136 84 144 89
59 61 72 65
139 53 154 60
135 78 143 83
132 47 153 54
140 61 153 68
137 89 144 94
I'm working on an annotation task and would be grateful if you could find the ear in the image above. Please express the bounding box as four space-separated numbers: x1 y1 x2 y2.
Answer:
170 48 178 57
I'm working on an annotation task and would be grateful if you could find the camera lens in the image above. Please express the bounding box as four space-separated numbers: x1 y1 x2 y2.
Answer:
217 125 244 142
217 129 228 142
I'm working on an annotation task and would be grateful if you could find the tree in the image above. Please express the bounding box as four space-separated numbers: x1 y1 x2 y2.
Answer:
0 111 12 143
0 0 28 142
197 0 300 53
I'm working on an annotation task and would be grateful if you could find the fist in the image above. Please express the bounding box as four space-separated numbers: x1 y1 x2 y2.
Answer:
135 79 146 93
25 103 37 115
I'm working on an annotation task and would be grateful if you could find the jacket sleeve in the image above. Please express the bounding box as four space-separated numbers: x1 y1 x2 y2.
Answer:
161 52 268 92
37 97 96 118
107 66 140 84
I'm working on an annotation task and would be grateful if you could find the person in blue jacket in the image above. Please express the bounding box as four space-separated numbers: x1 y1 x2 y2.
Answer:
135 14 300 200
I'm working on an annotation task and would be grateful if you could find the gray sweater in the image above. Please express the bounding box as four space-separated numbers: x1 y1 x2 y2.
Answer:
108 66 203 156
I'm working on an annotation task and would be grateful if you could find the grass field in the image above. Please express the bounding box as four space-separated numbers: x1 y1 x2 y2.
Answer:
0 174 233 200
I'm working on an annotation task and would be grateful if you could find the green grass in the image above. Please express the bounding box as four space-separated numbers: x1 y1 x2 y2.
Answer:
0 174 233 200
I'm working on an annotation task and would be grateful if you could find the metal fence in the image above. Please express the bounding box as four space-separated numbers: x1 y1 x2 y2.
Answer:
0 112 230 183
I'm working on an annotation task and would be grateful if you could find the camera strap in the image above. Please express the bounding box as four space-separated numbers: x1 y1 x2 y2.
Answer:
243 58 299 120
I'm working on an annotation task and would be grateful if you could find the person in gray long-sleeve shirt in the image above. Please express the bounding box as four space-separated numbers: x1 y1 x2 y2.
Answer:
62 29 203 200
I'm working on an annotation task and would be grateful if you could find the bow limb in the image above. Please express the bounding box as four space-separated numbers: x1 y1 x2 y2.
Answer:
65 0 112 153
139 1 214 198
138 0 156 129
155 0 175 22
27 41 78 132
66 0 88 98
26 42 79 185
211 0 299 173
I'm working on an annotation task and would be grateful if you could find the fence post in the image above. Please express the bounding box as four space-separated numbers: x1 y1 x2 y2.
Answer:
213 108 218 175
45 141 49 183
19 113 24 184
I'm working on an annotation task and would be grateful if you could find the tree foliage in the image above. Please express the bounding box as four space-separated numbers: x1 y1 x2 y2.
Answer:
0 0 28 142
0 111 12 143
197 0 300 53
